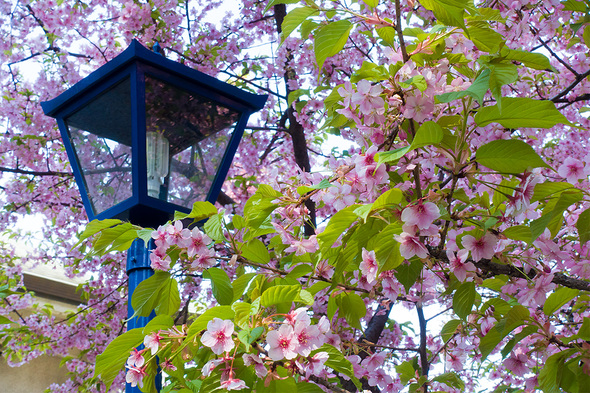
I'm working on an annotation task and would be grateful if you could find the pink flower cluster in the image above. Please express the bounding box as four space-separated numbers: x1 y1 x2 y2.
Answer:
266 308 330 361
150 221 215 271
393 201 440 259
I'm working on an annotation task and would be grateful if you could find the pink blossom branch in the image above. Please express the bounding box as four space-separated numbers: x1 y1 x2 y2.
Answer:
428 247 590 292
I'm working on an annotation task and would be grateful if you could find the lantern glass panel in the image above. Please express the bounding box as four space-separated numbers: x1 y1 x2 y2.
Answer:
65 78 133 215
144 75 240 208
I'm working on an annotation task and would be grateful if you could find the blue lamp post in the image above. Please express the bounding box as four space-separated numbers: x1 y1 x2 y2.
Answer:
41 40 267 392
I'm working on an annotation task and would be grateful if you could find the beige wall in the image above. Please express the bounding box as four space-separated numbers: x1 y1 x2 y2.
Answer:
0 269 84 392
0 355 69 393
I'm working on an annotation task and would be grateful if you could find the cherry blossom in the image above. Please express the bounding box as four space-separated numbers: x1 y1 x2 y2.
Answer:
557 157 590 183
393 232 429 259
447 249 474 282
201 318 235 355
126 348 145 368
403 94 434 123
125 366 146 388
401 202 441 230
360 248 378 284
266 324 298 361
219 377 248 391
143 332 162 355
461 233 498 262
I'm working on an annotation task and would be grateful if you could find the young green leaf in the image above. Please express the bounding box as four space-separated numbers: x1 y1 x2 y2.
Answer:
476 139 549 173
314 20 353 71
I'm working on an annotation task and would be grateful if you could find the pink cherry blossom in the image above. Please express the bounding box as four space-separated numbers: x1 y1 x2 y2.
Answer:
293 321 321 356
303 351 328 378
401 202 440 230
354 146 387 189
557 157 590 184
403 94 434 123
201 318 235 355
150 247 171 271
351 80 385 117
143 332 162 355
180 227 212 258
202 358 225 377
126 348 145 368
461 233 497 262
447 249 474 282
503 350 531 377
243 353 268 378
220 378 248 391
360 248 378 284
266 324 298 361
125 366 146 388
393 232 429 259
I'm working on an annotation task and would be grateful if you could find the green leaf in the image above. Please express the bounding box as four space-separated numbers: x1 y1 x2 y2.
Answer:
314 20 353 71
412 121 444 148
204 213 225 243
241 239 270 264
376 146 412 164
436 69 490 105
488 64 518 110
260 285 300 307
577 208 590 244
203 268 234 305
475 97 570 128
281 7 319 43
317 205 359 248
154 277 180 316
174 201 217 221
396 361 416 385
432 372 465 390
232 273 257 303
92 222 139 254
362 0 378 7
466 26 504 53
377 27 397 47
373 224 403 271
244 185 280 228
539 350 576 393
298 382 326 393
441 319 461 342
503 225 532 244
476 139 549 173
419 0 466 29
479 305 529 360
337 292 366 330
315 344 362 389
131 272 176 317
0 315 12 324
395 258 424 292
372 188 403 210
561 0 587 11
531 182 573 203
75 219 123 248
95 328 144 390
544 287 579 316
453 281 476 319
500 47 554 71
577 317 590 340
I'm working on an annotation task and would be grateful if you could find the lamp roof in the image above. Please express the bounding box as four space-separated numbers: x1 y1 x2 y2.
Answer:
41 39 267 117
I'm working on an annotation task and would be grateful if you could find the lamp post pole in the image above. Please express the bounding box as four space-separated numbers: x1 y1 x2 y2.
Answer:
126 239 161 392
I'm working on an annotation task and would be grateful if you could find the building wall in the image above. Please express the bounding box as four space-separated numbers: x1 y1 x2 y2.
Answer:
1 267 84 392
0 356 69 393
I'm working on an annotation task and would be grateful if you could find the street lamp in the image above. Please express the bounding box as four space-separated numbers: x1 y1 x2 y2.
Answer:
41 39 267 392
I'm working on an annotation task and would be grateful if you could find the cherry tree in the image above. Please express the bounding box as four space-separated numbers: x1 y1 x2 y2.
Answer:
2 0 590 392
